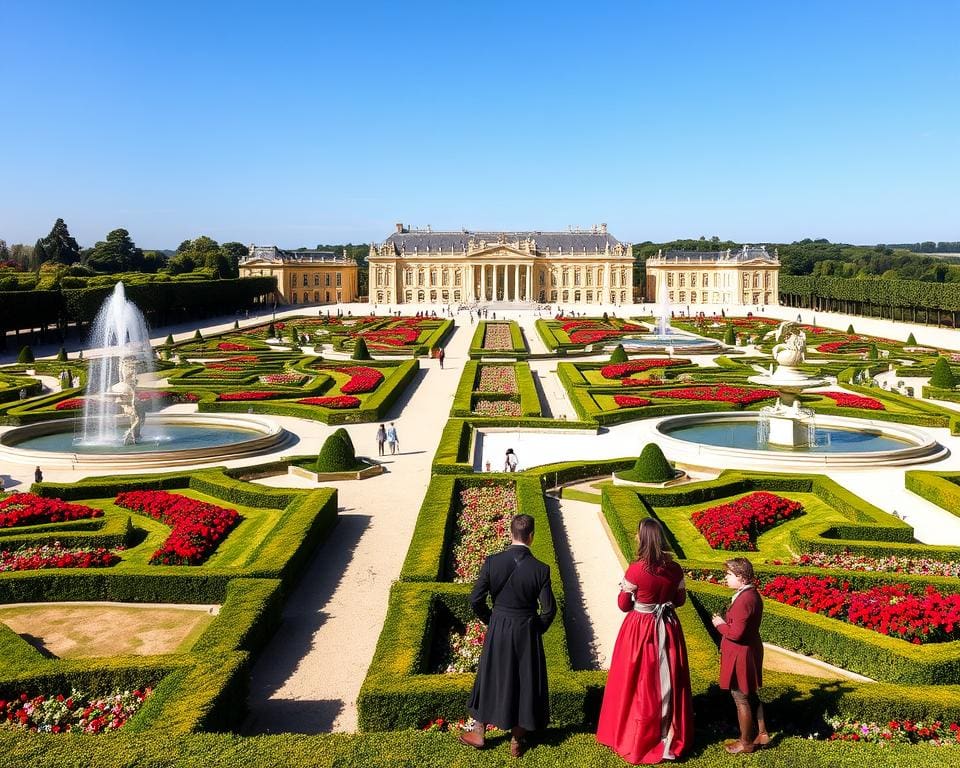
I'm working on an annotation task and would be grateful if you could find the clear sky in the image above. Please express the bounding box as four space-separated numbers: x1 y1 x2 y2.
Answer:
1 0 958 250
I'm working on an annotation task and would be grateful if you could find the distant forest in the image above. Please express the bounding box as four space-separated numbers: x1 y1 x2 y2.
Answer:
632 237 960 286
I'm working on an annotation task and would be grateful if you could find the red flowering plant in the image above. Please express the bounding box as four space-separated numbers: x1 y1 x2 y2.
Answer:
760 575 960 644
819 391 885 410
0 687 152 734
0 542 119 571
451 483 516 582
774 551 960 579
114 490 240 565
613 395 652 408
296 395 361 408
205 362 244 371
650 385 778 406
569 329 625 345
216 342 252 352
473 399 522 417
216 391 284 401
621 377 659 386
258 373 308 386
827 716 960 745
601 359 688 379
359 327 420 346
482 324 512 351
335 366 384 394
433 619 487 674
691 491 803 550
477 366 518 394
816 338 869 355
0 494 103 528
54 397 87 411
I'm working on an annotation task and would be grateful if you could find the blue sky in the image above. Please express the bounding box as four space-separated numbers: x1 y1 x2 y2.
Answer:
1 1 958 249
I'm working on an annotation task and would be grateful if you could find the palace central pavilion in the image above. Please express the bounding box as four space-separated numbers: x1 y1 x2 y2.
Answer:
367 224 634 306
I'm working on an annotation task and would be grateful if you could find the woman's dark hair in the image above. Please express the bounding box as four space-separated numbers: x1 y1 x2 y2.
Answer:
636 518 671 567
724 557 755 584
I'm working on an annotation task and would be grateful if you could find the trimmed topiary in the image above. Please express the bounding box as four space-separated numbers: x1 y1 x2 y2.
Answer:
193 330 203 341
233 320 240 330
165 334 174 345
17 346 34 364
316 428 360 472
846 324 855 334
906 332 917 345
268 322 276 338
629 443 675 483
723 325 736 346
867 343 879 360
56 346 67 362
352 337 372 361
609 344 628 364
930 356 957 389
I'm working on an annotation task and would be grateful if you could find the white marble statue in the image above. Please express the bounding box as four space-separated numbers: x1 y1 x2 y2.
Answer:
771 321 807 368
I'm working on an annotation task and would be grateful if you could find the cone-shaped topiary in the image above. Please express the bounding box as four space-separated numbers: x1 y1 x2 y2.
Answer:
609 344 628 364
193 330 203 341
165 334 174 346
906 332 917 345
233 320 240 329
846 324 855 334
268 322 276 338
17 346 34 364
56 346 67 362
315 428 360 472
289 327 300 346
621 443 675 483
352 337 371 360
723 325 736 346
867 343 879 360
930 356 957 389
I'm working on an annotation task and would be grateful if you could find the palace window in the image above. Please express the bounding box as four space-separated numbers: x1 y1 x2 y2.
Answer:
454 269 461 286
690 272 696 287
376 270 383 288
539 271 545 286
574 268 581 286
430 268 438 285
442 269 449 286
666 273 674 288
417 270 424 287
765 272 771 288
679 273 685 287
336 273 342 287
679 291 686 303
703 272 709 287
753 272 760 288
292 292 298 303
405 269 413 286
690 292 697 303
586 269 593 286
290 275 297 287
314 274 320 286
742 274 750 287
314 291 320 302
325 274 331 287
302 273 308 287
562 268 569 287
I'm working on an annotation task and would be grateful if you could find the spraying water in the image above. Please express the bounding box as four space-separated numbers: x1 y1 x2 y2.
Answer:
655 273 672 336
81 283 155 445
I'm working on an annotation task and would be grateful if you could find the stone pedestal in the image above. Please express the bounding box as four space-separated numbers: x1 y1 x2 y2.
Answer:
767 414 811 447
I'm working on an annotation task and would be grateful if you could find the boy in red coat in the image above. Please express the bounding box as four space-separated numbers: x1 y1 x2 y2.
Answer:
710 557 768 754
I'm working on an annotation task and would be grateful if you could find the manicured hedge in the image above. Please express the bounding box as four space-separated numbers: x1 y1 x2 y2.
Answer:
905 470 960 520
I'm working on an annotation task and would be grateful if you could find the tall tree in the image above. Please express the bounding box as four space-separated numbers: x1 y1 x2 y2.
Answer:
220 242 247 278
84 228 144 273
35 218 81 265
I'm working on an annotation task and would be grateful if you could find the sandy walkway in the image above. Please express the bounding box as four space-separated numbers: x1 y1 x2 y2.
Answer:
243 322 469 734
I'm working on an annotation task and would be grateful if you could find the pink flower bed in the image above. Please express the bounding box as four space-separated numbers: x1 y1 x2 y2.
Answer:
0 494 103 528
216 391 284 401
0 687 152 734
482 323 513 350
569 329 624 344
649 385 778 405
0 543 119 571
601 359 687 379
335 366 384 394
296 395 361 408
55 397 86 411
691 491 804 550
258 373 307 385
820 391 885 410
613 395 652 408
773 551 960 579
473 399 522 416
477 366 517 394
452 483 516 581
114 490 239 566
216 342 252 352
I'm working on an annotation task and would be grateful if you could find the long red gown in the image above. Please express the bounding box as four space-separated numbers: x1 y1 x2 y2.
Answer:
596 559 695 764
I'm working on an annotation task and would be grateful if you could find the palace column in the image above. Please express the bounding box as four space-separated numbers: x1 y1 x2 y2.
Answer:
526 264 532 302
471 264 477 301
604 262 612 304
510 264 517 301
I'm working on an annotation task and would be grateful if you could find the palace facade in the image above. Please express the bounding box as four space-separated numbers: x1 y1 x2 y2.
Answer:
367 224 633 306
239 246 360 305
644 246 780 307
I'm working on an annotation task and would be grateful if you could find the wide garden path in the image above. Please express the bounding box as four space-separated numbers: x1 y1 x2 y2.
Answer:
243 320 471 734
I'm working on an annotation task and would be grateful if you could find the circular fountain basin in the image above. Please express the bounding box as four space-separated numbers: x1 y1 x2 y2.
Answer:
615 335 723 354
656 412 947 468
0 414 292 469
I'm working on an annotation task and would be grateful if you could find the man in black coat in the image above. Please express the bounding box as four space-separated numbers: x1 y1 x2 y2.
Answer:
459 513 557 758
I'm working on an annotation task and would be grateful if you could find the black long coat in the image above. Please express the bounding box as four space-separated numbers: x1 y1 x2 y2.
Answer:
467 544 557 731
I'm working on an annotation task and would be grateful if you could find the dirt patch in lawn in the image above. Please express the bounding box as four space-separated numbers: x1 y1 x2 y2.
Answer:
0 602 218 658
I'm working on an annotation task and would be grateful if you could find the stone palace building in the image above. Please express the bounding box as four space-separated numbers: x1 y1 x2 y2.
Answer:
644 246 780 307
367 224 634 306
239 246 360 305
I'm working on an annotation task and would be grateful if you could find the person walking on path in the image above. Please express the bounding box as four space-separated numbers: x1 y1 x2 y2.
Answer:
711 557 768 754
438 347 445 369
386 423 399 455
504 448 518 472
34 466 43 484
459 514 557 758
597 519 694 763
375 424 387 457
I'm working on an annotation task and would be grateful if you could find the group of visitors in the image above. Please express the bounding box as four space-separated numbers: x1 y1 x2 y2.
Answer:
458 517 767 762
374 423 399 456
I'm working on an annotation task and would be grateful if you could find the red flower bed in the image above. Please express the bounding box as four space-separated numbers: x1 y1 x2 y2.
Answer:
0 687 151 733
0 494 103 528
691 491 803 550
216 342 252 352
562 320 597 333
820 391 885 410
601 359 687 379
614 395 652 408
360 327 419 346
216 391 284 401
296 395 361 408
816 338 868 354
622 377 658 386
136 390 174 403
335 366 384 394
0 543 119 571
650 385 778 405
55 397 86 411
114 490 239 565
760 575 960 644
206 362 243 371
569 329 625 344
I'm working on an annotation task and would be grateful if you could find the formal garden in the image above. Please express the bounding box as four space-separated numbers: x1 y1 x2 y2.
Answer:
2 306 960 765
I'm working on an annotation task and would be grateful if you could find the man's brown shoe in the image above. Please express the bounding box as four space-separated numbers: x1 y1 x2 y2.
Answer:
510 737 528 758
458 730 484 749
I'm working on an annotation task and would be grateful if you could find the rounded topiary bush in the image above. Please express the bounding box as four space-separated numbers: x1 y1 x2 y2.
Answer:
17 346 34 364
316 428 360 472
723 325 736 346
930 356 957 389
906 332 917 345
352 337 371 361
56 346 68 362
620 443 675 483
609 344 628 364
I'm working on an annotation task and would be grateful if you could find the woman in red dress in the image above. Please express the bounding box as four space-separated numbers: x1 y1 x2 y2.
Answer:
710 557 768 754
596 519 694 764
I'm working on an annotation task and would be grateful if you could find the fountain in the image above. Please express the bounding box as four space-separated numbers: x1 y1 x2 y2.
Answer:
612 280 723 354
0 283 291 469
655 272 671 336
